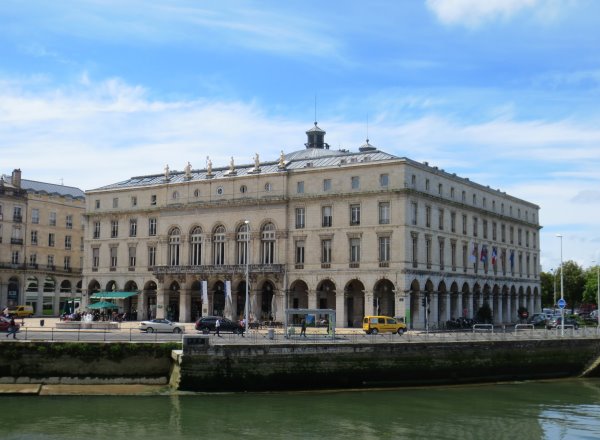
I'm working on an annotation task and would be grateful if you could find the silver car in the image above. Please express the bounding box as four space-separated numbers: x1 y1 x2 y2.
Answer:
139 318 185 333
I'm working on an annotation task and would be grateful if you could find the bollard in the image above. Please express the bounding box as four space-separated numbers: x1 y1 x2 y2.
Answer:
40 319 45 327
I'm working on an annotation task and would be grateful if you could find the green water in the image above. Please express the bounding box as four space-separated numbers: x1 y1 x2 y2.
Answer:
1 380 600 439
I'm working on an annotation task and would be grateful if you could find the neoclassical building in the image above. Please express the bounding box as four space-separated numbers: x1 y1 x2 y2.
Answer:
82 124 541 329
0 169 85 316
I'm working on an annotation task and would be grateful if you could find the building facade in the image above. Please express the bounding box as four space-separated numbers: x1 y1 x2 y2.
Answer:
82 124 541 328
0 169 86 316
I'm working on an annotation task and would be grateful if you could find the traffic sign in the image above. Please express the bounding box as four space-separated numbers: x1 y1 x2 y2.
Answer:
557 298 566 309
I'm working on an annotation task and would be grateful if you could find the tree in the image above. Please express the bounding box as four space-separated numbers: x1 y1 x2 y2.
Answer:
582 265 600 305
539 271 556 307
556 260 585 313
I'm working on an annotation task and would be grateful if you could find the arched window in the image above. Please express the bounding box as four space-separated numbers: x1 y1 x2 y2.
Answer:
213 225 226 265
189 226 202 266
237 223 249 265
261 222 276 264
168 227 181 266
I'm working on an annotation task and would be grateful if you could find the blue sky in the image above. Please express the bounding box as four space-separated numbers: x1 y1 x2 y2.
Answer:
1 0 599 271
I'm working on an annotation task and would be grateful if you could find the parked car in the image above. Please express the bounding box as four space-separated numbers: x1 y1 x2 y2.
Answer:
0 316 20 332
362 315 407 335
195 316 245 334
527 313 548 328
139 318 185 333
546 316 579 330
7 305 34 318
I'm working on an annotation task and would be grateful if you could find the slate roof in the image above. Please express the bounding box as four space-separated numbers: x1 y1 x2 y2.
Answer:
21 179 85 199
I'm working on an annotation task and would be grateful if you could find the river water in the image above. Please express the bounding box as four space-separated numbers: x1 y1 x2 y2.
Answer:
2 379 600 440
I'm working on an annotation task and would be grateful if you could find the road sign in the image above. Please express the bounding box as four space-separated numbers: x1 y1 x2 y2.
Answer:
557 298 566 309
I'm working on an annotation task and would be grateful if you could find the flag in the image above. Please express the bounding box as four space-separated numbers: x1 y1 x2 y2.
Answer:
491 247 497 265
202 280 208 304
509 250 515 269
469 243 477 264
480 245 488 264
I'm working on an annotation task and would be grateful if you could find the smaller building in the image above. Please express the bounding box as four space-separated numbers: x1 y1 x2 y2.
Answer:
0 169 86 316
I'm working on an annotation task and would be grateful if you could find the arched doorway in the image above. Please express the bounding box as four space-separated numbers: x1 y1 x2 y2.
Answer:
373 279 395 318
213 281 225 316
8 276 20 308
288 280 309 325
345 279 365 328
191 280 203 321
261 280 275 321
124 280 138 319
144 281 157 319
409 279 420 329
168 281 180 321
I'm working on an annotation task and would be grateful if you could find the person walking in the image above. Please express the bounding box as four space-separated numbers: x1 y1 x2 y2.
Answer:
215 318 221 337
6 317 18 339
300 318 307 337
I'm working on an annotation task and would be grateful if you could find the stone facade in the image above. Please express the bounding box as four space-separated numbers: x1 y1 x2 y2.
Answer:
82 124 541 329
0 169 85 316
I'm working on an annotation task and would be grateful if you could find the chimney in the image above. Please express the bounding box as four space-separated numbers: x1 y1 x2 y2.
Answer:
12 169 21 188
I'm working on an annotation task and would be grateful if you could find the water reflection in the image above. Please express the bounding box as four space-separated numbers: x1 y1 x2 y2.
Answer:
2 379 600 440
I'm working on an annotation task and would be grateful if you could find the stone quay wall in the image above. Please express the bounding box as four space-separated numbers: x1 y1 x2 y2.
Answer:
175 339 600 392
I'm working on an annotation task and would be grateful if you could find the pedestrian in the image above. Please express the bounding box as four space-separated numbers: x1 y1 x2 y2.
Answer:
215 318 221 337
300 318 307 337
6 317 18 339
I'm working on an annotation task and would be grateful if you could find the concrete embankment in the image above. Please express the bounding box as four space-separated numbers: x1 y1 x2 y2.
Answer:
2 338 600 394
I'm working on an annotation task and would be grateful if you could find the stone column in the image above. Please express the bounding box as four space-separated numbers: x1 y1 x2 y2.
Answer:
179 285 191 323
430 292 439 327
512 295 519 323
453 293 461 319
535 294 541 314
308 289 317 309
335 290 345 328
37 287 43 317
504 293 511 324
138 290 148 321
444 293 451 322
528 294 534 315
156 285 168 319
364 290 375 317
495 294 503 324
487 294 494 321
466 292 474 318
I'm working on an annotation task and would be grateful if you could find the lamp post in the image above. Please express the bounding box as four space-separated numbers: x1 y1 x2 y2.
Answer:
244 220 250 335
557 234 564 336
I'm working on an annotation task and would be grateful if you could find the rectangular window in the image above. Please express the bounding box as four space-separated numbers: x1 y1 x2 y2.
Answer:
351 176 360 190
426 237 432 269
112 198 118 208
47 255 54 268
525 230 530 247
411 202 418 225
151 195 157 206
149 218 157 236
462 191 466 202
129 219 137 237
65 235 71 250
518 228 522 246
483 220 488 239
32 209 39 224
95 200 100 209
349 238 361 263
438 208 444 230
321 239 332 264
438 183 443 195
379 202 390 225
12 206 21 222
451 212 456 233
297 181 304 194
93 221 101 239
131 196 137 207
462 244 468 272
64 256 71 271
31 230 38 245
533 232 537 249
492 222 497 241
350 204 361 225
49 212 56 226
12 251 19 265
439 239 445 270
379 173 389 187
450 187 455 198
411 234 418 268
295 240 305 265
425 179 430 191
29 253 37 267
473 217 478 237
66 215 73 229
48 233 55 247
425 206 431 228
129 246 137 267
92 248 99 269
501 224 506 243
322 206 332 227
510 226 514 244
379 236 390 263
451 240 457 271
323 179 331 191
110 247 118 268
295 208 305 229
111 220 119 238
148 246 156 267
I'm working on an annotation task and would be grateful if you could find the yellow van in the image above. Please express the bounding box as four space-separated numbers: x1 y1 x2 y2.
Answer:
7 305 34 318
363 315 407 335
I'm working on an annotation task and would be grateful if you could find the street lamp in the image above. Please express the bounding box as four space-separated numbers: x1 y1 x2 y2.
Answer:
244 220 250 335
557 234 564 336
593 260 600 327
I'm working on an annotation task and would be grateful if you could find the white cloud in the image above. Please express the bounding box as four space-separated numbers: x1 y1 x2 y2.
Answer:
426 0 548 28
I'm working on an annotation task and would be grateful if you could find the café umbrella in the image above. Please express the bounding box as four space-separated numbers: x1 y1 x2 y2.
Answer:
87 301 118 310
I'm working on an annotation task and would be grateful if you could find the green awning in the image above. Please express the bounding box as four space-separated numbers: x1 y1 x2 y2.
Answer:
90 291 139 299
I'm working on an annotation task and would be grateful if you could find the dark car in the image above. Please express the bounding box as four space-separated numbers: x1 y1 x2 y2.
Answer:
0 316 20 332
195 316 245 334
546 316 579 330
527 313 547 328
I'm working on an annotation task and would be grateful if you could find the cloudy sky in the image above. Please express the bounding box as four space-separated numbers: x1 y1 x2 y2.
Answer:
1 0 599 271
